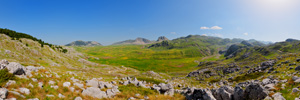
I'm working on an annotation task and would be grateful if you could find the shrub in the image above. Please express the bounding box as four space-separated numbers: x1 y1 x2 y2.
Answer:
0 69 15 86
230 72 264 82
137 77 165 84
119 84 157 96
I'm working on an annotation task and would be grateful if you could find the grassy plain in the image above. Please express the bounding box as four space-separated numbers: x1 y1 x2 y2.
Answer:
75 45 222 76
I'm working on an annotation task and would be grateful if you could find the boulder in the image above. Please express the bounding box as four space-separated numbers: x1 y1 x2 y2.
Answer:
74 97 82 100
0 88 8 99
144 96 149 99
6 62 25 75
48 81 55 85
5 80 16 87
38 82 43 88
58 93 65 98
272 92 285 100
74 83 84 88
265 84 276 90
297 58 300 62
0 59 9 65
187 89 216 100
213 86 234 100
233 86 244 100
295 66 300 71
158 83 174 96
243 83 268 100
18 88 30 95
63 82 71 87
293 88 300 93
82 87 107 99
86 78 99 87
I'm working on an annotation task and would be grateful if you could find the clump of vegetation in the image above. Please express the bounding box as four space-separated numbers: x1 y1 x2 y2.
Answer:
118 84 157 97
0 28 68 53
137 77 165 84
230 72 264 82
0 69 15 86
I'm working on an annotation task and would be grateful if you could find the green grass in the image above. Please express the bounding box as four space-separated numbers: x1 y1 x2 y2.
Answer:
75 45 207 76
119 84 157 95
136 77 165 84
230 72 265 82
0 69 15 86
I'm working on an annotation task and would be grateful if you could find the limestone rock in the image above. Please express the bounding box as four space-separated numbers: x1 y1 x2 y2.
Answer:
0 88 8 99
6 62 25 75
243 83 268 100
82 87 107 99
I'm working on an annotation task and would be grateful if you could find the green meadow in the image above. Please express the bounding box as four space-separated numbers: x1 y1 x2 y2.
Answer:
75 45 222 76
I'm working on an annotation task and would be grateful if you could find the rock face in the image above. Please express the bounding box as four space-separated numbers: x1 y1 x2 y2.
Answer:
65 40 102 46
82 87 107 99
243 83 268 100
224 44 244 57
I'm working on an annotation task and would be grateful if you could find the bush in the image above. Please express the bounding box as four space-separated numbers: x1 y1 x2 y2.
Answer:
0 69 15 86
119 84 157 96
137 77 165 84
230 72 264 82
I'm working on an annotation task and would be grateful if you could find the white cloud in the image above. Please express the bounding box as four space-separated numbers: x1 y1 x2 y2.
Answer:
243 32 249 36
170 32 176 35
200 27 210 29
201 34 208 36
200 26 222 30
210 26 223 30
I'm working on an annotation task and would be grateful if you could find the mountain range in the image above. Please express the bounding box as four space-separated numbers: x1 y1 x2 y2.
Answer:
65 40 102 46
111 36 169 45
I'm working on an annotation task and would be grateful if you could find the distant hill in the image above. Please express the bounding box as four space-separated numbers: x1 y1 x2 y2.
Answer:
157 36 169 42
112 37 152 45
65 40 102 46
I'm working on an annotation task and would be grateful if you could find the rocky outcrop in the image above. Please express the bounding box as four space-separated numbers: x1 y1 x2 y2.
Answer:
83 78 120 99
152 83 174 96
177 82 270 100
157 36 169 42
82 87 107 99
243 83 268 100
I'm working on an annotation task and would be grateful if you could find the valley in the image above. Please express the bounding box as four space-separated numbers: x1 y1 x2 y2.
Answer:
0 28 300 100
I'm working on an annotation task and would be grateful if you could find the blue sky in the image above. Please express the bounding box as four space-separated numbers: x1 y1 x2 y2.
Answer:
0 0 300 45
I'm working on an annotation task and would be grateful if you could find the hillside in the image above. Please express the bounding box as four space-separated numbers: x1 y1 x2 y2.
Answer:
0 28 68 53
65 40 102 46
